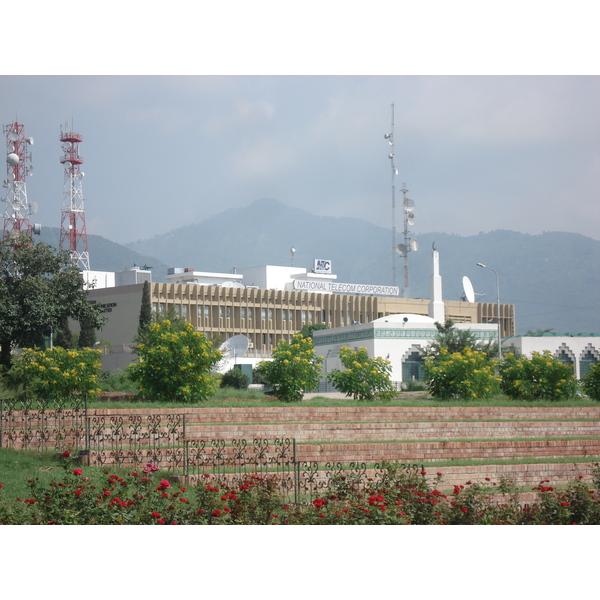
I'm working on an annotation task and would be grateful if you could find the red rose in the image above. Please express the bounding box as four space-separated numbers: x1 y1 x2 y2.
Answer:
62 450 71 458
152 512 161 518
73 468 83 476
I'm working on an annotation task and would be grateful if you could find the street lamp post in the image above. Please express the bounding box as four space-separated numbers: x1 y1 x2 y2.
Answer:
476 263 502 359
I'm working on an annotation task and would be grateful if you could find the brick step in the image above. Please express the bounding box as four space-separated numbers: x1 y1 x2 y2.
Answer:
86 405 600 422
183 420 600 441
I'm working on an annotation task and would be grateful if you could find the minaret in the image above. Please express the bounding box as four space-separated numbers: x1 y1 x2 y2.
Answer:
428 244 445 322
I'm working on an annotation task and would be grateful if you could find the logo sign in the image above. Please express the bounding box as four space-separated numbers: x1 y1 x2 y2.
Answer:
313 259 332 274
293 280 399 296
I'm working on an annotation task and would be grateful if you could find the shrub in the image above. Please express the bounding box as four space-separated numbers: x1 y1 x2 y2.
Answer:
220 368 250 390
424 347 500 401
259 334 322 402
327 346 396 401
6 347 102 401
499 351 578 401
128 319 221 403
581 362 600 401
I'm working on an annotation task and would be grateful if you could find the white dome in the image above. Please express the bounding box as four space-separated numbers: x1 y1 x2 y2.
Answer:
6 153 19 166
372 313 436 324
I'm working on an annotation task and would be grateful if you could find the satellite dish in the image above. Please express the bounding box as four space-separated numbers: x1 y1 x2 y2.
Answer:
6 153 19 166
462 276 476 303
221 281 245 288
64 161 72 169
30 200 38 214
409 239 419 252
7 143 14 152
218 335 250 361
26 137 34 145
403 198 415 212
407 212 415 226
8 172 15 181
396 243 407 256
27 166 33 176
32 223 42 235
63 142 72 150
8 132 18 142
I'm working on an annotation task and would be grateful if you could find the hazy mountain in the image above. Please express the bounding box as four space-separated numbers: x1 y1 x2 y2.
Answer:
50 198 599 336
39 228 170 280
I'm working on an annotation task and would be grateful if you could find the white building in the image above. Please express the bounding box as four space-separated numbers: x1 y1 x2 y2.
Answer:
503 334 600 379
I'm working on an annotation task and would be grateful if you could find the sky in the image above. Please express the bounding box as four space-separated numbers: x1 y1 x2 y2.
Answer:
1 5 599 247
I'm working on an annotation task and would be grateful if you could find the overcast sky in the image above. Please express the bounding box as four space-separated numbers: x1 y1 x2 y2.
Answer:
2 7 599 246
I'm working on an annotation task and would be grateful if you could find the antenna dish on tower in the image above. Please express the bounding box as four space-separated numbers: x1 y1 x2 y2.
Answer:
403 198 415 212
409 239 419 252
396 243 407 256
462 276 476 303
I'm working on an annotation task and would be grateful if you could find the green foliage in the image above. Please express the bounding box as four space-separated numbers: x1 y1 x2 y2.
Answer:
98 369 139 394
425 347 500 401
581 362 600 401
137 280 152 339
498 351 579 401
0 237 105 369
54 315 74 349
327 346 396 402
298 323 327 339
77 313 97 348
427 318 497 358
128 319 222 403
220 368 250 390
259 334 322 402
5 347 102 401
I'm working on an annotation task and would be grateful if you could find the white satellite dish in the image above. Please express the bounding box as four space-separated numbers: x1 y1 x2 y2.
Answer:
7 143 14 152
403 198 415 212
396 243 407 256
462 276 476 303
30 200 38 214
63 142 72 150
221 281 245 288
27 166 33 176
6 153 19 166
409 239 419 252
64 161 72 169
407 212 415 226
26 137 34 145
219 335 250 361
8 132 18 142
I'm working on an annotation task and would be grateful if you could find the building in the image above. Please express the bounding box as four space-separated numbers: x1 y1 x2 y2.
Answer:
86 256 515 374
503 334 600 379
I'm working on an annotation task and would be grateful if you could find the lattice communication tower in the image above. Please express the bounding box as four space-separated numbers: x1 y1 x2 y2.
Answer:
2 120 39 245
59 122 89 271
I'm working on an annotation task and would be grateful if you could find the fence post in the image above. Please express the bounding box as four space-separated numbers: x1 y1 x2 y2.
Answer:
0 398 3 449
85 395 90 452
293 438 299 505
183 414 188 482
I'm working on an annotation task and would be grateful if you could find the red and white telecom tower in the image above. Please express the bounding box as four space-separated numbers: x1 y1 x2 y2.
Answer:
59 122 90 271
2 120 39 244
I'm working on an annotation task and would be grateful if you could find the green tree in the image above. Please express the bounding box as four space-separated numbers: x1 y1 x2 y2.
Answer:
582 362 600 401
0 237 105 370
327 346 397 401
498 351 578 401
427 318 497 358
54 315 74 349
220 368 250 390
128 319 222 403
137 280 152 340
299 323 327 339
424 347 500 401
259 334 322 402
78 313 97 349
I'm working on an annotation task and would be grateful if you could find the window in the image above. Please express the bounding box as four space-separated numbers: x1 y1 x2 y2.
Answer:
226 306 231 319
219 306 224 319
282 309 287 321
268 308 273 321
261 308 267 321
241 306 246 319
302 310 307 323
247 307 253 320
181 305 188 318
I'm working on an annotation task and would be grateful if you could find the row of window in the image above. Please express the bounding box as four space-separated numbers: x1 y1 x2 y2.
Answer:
152 303 371 326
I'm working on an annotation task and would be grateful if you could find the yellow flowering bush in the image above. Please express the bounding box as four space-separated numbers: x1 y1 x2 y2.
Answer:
128 320 222 403
582 361 600 401
259 334 322 402
499 351 578 401
425 347 500 401
327 346 396 401
8 347 102 401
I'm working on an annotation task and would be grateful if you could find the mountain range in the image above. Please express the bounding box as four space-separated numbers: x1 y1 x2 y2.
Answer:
40 199 600 336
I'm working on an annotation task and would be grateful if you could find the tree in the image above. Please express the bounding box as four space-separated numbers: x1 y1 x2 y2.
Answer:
220 368 250 390
299 323 327 339
0 237 105 370
54 314 74 349
427 318 496 358
78 313 97 348
259 334 322 402
128 319 222 403
327 346 397 401
137 280 152 340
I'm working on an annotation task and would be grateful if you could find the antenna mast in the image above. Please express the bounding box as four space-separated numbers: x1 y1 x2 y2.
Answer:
2 120 39 245
59 122 90 271
384 103 397 287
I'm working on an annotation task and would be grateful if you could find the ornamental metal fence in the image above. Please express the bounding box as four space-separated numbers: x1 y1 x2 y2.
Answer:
1 398 423 504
